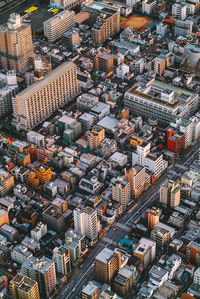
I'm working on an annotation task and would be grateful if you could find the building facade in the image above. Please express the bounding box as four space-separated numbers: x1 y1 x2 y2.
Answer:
87 125 105 150
124 84 199 126
9 274 40 299
53 245 71 275
145 207 160 229
112 179 131 211
43 10 75 43
0 13 34 72
12 61 80 131
125 166 145 198
95 248 122 284
83 3 120 45
22 257 57 299
132 142 163 178
160 179 181 208
133 237 156 268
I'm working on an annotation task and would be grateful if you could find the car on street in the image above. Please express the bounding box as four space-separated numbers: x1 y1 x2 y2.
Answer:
113 227 119 231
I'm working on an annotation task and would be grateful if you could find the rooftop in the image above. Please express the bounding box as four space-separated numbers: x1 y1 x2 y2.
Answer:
95 247 114 264
43 206 63 220
128 86 179 109
22 256 54 274
16 61 75 99
82 282 99 295
134 238 155 255
97 116 118 131
43 10 74 27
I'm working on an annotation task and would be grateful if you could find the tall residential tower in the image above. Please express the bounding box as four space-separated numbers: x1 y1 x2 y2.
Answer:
0 13 34 72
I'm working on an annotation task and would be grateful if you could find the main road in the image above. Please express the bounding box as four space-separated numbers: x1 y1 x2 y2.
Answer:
58 141 200 299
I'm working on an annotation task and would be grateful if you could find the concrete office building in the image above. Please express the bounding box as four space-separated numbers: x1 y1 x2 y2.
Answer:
133 237 156 268
0 13 34 72
124 83 199 126
112 179 131 211
74 206 99 240
160 178 181 208
77 93 99 112
42 205 66 233
12 61 80 131
125 166 145 198
43 10 75 43
79 113 97 132
0 223 18 242
87 125 105 150
132 142 163 178
58 114 82 144
22 256 56 299
116 64 129 80
9 273 40 299
83 3 120 45
62 30 80 49
184 44 200 65
53 245 71 275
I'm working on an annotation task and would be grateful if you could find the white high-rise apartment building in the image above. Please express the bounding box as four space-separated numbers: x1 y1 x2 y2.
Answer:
112 179 131 211
12 61 80 131
43 10 75 43
74 206 99 240
172 3 187 20
53 245 71 275
142 0 156 15
132 142 163 178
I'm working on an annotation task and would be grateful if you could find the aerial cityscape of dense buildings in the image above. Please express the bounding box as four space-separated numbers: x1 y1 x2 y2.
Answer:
0 0 200 298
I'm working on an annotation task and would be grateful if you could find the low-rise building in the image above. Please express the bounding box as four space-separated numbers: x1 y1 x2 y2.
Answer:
31 222 47 241
11 244 33 264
